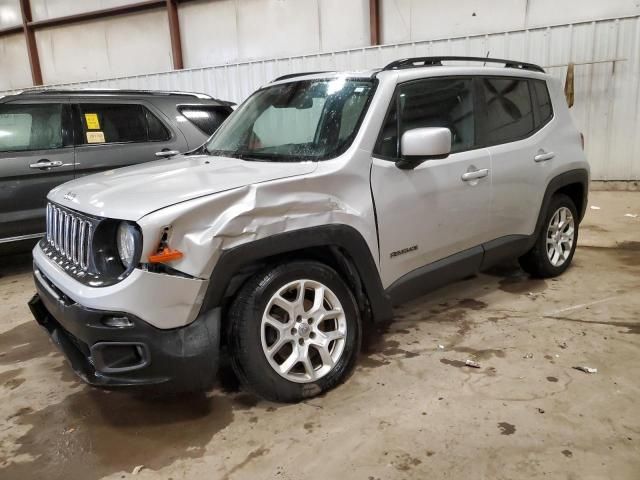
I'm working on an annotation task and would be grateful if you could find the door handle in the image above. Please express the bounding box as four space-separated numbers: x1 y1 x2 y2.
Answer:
155 150 180 158
461 168 489 181
534 151 555 162
29 160 63 169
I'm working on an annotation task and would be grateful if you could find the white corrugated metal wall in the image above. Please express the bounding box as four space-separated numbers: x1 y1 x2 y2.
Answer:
2 15 639 180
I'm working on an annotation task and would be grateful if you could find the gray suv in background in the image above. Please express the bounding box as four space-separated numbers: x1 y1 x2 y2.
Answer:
0 89 233 251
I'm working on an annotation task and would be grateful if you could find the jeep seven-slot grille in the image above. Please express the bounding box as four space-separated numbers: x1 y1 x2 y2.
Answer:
46 203 93 270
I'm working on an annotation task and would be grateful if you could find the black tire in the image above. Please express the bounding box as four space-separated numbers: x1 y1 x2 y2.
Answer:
227 260 361 402
519 193 579 278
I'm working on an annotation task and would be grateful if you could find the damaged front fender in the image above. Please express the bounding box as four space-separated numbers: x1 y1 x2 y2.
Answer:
137 154 379 280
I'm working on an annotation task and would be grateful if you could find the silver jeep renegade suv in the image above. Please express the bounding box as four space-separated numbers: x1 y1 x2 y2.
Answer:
29 57 589 402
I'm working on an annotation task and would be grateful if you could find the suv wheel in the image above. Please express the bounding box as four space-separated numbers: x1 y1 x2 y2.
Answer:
228 260 361 402
519 193 579 278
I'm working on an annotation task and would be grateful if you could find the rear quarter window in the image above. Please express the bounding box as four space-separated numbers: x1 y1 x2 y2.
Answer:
178 106 230 136
479 77 535 145
78 103 170 144
532 80 553 128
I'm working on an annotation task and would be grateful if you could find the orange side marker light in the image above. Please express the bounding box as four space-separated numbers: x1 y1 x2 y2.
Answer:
148 247 183 264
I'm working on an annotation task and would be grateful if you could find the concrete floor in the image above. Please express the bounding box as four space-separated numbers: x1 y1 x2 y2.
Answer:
0 190 638 480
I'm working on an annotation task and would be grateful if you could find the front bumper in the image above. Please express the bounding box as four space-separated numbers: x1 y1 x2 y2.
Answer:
30 266 221 391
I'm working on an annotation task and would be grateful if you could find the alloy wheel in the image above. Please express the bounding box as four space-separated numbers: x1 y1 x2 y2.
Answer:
546 206 575 267
260 279 347 383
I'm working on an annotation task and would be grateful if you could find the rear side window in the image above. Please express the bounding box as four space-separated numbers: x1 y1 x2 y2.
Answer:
532 80 553 128
178 106 230 136
145 108 171 141
374 77 475 158
0 103 64 152
479 77 534 145
78 104 170 144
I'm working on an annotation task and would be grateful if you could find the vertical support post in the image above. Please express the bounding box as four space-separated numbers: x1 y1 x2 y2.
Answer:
166 0 184 70
19 0 42 85
369 0 380 46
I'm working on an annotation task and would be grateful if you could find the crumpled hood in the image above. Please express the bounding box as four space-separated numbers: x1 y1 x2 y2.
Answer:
48 155 318 220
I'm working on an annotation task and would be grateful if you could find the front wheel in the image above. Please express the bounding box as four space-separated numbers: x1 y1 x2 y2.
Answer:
228 260 361 402
519 193 579 278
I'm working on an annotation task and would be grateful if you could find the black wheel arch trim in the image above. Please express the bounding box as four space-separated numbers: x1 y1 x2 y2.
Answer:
199 224 394 324
535 168 589 236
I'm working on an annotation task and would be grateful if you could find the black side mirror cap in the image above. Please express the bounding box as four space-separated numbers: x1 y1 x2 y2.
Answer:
395 153 449 170
395 157 425 170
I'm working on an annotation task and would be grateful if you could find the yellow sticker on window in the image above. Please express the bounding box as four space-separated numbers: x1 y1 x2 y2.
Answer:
84 113 100 130
86 131 105 143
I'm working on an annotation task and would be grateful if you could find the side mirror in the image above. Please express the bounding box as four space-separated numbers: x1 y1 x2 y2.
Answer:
396 127 451 170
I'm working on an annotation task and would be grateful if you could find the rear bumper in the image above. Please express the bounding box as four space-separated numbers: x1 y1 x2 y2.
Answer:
30 266 220 391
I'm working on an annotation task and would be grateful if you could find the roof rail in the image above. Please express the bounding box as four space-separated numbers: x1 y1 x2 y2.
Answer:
272 71 333 82
16 88 221 100
382 56 545 73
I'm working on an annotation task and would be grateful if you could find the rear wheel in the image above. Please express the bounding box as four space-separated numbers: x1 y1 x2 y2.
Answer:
519 193 579 278
228 260 361 402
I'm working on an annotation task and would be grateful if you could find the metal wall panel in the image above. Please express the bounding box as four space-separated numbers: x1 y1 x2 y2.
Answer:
380 0 529 44
29 0 138 21
235 0 320 60
0 0 20 29
379 0 640 43
526 0 640 28
34 10 173 85
177 0 370 69
0 33 31 90
318 0 369 52
2 15 639 180
178 0 239 67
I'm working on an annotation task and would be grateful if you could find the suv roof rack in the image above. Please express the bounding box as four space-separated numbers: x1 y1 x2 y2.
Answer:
382 56 545 73
16 88 226 101
272 71 333 82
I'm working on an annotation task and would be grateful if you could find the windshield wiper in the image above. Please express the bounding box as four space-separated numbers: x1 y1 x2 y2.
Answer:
206 149 239 157
205 149 315 162
231 151 282 161
203 149 271 161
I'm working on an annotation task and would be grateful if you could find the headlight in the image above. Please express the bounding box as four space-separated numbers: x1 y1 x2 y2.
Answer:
116 222 138 268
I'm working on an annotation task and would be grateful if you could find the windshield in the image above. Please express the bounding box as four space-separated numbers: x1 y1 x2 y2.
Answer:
205 77 376 161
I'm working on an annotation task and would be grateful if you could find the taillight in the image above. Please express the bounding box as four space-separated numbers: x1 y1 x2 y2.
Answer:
580 133 585 150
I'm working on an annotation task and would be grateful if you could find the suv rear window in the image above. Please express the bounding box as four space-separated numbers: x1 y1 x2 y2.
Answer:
178 106 229 136
78 104 170 144
479 77 534 145
0 103 64 152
